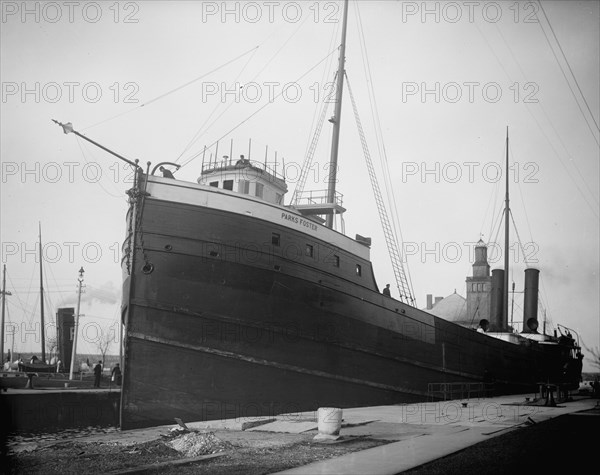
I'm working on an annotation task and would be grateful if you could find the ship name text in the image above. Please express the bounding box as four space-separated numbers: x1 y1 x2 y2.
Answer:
281 212 318 231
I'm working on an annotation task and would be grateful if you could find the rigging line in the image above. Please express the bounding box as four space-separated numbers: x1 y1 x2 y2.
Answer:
27 294 39 328
536 16 600 148
487 141 507 251
355 5 395 232
488 204 504 255
81 45 260 131
290 91 332 205
75 137 126 199
494 21 599 208
523 108 599 219
509 144 535 244
509 210 531 269
487 176 502 244
292 19 341 203
19 257 37 326
538 0 600 136
179 47 340 169
469 300 481 326
480 170 499 240
302 14 341 164
43 261 73 325
489 208 504 262
479 142 506 240
252 10 315 84
173 47 261 162
473 21 599 220
6 273 31 317
354 2 415 299
290 18 340 206
41 261 56 326
346 74 414 304
5 304 18 354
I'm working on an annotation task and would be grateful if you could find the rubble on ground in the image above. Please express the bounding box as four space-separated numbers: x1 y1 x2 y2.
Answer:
167 431 233 457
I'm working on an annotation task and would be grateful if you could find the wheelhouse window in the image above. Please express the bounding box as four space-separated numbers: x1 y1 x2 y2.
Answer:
255 183 264 198
306 244 314 258
209 181 218 187
223 180 234 190
272 233 281 246
333 255 340 267
239 180 250 194
356 264 362 276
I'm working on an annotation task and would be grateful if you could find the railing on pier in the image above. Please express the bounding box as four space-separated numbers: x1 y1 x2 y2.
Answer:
427 382 495 401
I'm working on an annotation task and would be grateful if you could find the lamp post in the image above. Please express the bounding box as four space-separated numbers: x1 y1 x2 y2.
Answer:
69 267 85 381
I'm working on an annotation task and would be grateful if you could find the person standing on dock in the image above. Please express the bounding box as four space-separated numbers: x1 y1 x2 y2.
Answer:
93 360 102 388
111 363 122 386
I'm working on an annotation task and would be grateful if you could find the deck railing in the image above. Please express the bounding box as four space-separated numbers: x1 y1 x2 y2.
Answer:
201 159 286 181
293 189 344 207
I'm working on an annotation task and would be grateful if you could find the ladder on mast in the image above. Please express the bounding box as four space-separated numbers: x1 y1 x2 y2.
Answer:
346 74 415 305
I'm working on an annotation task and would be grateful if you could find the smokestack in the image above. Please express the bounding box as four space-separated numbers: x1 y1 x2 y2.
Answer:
522 268 540 333
426 294 433 310
490 269 504 331
434 296 443 306
57 307 75 372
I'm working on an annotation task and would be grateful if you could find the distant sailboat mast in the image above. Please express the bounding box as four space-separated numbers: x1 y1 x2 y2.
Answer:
503 128 510 331
325 0 349 229
0 264 11 365
39 222 46 363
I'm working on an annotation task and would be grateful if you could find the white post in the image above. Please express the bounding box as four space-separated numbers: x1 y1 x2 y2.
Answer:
69 267 85 381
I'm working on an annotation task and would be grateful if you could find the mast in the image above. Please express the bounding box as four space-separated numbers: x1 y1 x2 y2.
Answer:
1 264 11 366
39 222 46 362
69 267 85 381
503 127 510 331
51 120 139 169
325 0 349 229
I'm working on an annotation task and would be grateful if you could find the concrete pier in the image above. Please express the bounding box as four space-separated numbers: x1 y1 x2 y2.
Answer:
4 392 597 473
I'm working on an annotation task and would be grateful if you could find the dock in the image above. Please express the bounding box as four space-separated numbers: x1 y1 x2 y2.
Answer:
4 391 597 473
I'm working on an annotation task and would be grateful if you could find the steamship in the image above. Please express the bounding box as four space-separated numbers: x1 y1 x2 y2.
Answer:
54 1 582 429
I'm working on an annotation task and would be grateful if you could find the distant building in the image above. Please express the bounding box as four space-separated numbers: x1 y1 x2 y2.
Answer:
465 239 492 325
424 239 492 330
426 290 468 323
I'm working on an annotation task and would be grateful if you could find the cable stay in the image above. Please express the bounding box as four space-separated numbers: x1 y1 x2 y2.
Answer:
81 46 261 132
509 210 533 269
345 73 415 306
290 87 333 205
178 48 339 170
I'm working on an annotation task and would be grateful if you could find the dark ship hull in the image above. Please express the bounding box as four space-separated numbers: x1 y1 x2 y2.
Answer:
119 176 576 429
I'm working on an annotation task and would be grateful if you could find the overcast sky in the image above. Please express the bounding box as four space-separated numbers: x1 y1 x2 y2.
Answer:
1 0 598 370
